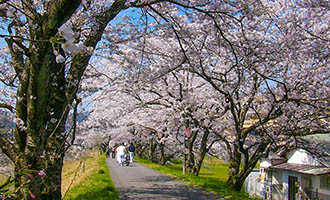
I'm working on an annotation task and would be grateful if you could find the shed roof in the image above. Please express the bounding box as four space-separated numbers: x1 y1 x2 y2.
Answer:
270 163 330 176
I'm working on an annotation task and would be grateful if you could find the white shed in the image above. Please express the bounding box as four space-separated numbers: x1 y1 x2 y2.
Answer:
246 148 330 200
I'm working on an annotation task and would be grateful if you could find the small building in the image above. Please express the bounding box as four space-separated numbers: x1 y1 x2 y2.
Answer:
246 148 330 200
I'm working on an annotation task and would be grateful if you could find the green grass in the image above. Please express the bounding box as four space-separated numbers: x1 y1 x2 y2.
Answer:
62 154 119 200
136 157 259 200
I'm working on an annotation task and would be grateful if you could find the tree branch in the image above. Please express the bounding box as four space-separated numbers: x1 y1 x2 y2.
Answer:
0 103 14 112
45 0 81 31
0 136 17 162
67 0 127 104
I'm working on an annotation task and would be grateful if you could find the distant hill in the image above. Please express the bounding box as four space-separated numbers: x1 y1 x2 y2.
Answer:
0 111 14 175
0 110 89 134
0 111 13 134
302 134 330 142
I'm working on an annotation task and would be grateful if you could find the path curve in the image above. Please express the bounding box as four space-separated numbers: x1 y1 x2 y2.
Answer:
106 157 222 200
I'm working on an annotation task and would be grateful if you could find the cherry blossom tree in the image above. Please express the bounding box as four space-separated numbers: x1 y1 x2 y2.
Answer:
81 0 330 191
163 0 330 190
0 0 195 199
80 42 223 170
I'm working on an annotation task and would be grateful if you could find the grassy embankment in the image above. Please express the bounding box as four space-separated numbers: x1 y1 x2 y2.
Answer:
62 152 119 200
0 152 118 200
136 157 260 200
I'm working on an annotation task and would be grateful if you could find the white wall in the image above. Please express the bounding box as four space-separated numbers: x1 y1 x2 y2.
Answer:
287 149 320 166
260 158 272 169
245 170 264 198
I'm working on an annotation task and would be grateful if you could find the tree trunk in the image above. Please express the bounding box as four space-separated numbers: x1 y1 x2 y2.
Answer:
192 149 207 176
185 129 211 176
191 129 211 176
14 147 65 199
158 142 166 165
149 138 157 162
226 148 261 191
227 160 256 191
226 147 242 191
41 157 64 199
226 173 245 191
186 151 195 173
185 130 197 174
135 143 148 158
227 161 244 191
10 41 69 199
186 139 194 172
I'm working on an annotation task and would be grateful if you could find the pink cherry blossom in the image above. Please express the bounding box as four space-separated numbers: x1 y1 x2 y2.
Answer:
27 174 33 179
30 193 36 199
37 170 46 177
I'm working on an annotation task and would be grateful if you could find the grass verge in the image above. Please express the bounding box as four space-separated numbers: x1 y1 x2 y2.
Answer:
62 153 119 200
136 157 259 200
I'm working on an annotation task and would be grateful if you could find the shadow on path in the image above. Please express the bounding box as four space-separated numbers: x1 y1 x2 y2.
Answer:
106 157 225 200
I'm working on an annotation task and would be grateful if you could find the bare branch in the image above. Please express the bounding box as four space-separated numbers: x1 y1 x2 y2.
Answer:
0 136 17 162
0 103 15 113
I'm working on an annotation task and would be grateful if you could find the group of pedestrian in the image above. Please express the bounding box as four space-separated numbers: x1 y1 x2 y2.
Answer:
108 142 135 167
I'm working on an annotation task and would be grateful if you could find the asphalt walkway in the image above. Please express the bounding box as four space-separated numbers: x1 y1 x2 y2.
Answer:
106 157 223 200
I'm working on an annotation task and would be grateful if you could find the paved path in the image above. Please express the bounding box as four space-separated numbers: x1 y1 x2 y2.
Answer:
106 157 222 200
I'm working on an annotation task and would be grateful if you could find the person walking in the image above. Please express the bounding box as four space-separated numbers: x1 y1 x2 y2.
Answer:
111 145 116 159
105 146 110 158
116 143 126 166
128 142 135 163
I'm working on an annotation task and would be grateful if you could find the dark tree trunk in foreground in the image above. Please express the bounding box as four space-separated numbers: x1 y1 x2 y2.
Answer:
0 0 127 199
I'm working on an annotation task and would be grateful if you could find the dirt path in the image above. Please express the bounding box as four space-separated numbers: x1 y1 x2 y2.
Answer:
106 157 225 200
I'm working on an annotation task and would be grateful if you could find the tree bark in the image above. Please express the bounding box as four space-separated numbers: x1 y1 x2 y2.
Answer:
226 156 259 191
226 143 243 191
226 157 243 191
192 129 211 176
14 152 64 199
185 129 197 174
226 137 270 191
185 129 211 176
158 142 166 165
